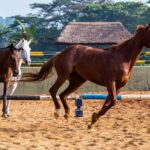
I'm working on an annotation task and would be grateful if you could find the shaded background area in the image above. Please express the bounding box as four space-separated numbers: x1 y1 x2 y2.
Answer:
1 66 150 96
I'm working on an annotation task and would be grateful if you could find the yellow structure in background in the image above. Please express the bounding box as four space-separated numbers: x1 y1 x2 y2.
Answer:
136 60 145 65
145 52 150 55
30 51 44 56
29 51 150 66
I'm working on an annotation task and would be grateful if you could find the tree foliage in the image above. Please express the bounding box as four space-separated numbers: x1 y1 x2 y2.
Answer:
0 25 11 47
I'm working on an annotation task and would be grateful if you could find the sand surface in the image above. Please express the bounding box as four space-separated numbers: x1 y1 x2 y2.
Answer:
0 92 150 150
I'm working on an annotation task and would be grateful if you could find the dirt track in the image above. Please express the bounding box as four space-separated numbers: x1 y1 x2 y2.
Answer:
0 92 150 150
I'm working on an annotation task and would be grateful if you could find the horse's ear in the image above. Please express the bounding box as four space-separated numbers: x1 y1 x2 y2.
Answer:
9 43 20 52
9 44 14 50
136 25 145 33
9 43 14 51
10 43 14 47
145 23 150 31
28 39 32 45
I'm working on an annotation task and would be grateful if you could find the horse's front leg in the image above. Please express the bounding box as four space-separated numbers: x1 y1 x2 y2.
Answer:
2 82 9 118
7 81 18 116
7 69 21 116
88 81 117 129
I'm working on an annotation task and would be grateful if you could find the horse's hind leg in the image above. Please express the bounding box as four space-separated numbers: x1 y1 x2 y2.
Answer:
49 76 68 119
88 81 117 129
59 72 86 120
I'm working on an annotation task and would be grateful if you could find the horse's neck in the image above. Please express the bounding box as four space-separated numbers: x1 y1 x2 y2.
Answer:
0 51 8 68
0 52 3 65
115 35 143 68
0 51 10 76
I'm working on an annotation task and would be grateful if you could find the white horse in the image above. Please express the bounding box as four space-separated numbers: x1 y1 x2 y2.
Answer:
6 38 32 116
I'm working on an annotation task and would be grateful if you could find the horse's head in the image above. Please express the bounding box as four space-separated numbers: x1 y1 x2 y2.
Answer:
8 44 21 77
144 23 150 48
15 38 31 66
136 23 150 48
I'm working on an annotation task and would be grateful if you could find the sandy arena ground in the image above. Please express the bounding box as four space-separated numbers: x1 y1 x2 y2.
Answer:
0 92 150 150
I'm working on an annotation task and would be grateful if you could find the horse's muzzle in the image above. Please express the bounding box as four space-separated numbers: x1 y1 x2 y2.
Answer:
13 71 19 77
25 60 31 66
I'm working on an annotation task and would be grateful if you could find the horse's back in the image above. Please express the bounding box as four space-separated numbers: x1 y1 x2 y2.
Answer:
58 44 105 59
54 44 109 69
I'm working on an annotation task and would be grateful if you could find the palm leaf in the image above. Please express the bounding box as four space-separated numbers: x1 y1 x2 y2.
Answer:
15 18 26 33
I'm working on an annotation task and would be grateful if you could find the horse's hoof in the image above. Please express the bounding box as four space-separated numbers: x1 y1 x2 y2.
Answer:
87 124 93 129
64 114 69 120
2 113 8 118
92 112 98 123
54 112 59 119
87 112 98 129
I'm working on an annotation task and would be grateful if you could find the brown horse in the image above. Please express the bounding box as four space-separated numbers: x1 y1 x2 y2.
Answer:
22 24 150 128
0 44 20 118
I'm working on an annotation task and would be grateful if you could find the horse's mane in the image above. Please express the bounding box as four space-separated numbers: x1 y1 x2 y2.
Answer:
0 44 16 53
0 46 12 53
103 36 134 52
103 27 144 52
104 25 146 52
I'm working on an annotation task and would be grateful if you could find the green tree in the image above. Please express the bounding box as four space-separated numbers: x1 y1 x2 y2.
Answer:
9 0 113 51
80 2 148 32
0 25 11 47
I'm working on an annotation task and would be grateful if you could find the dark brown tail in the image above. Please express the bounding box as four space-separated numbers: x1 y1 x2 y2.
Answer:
22 56 55 81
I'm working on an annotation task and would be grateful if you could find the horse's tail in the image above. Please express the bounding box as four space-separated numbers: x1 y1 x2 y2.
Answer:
22 56 55 81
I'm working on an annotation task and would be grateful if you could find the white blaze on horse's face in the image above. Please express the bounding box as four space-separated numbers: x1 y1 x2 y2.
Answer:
15 38 31 66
